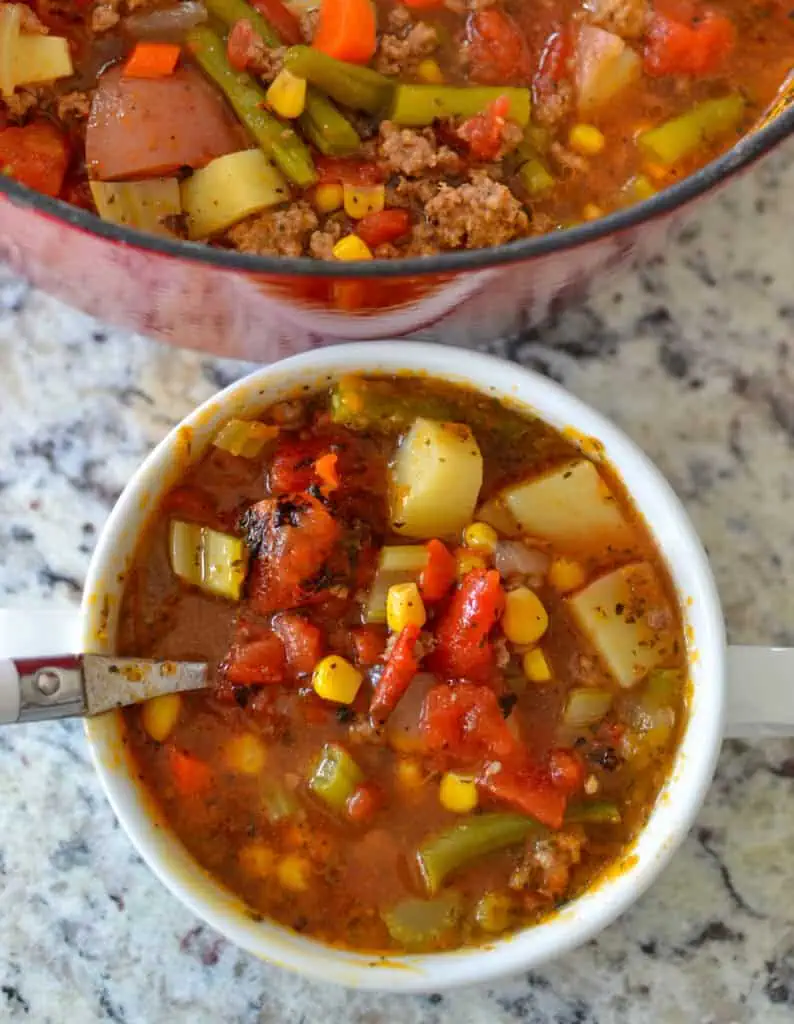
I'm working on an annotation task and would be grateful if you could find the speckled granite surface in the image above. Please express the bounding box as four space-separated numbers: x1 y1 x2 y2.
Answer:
2 140 794 1024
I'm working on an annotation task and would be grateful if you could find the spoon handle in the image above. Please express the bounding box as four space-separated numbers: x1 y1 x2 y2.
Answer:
725 645 794 738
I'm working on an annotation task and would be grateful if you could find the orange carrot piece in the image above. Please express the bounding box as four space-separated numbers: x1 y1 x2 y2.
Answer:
314 452 340 492
313 0 376 64
168 749 211 796
124 42 181 79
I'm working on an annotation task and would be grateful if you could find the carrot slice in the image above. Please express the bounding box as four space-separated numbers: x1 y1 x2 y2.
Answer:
418 539 455 603
124 42 182 79
314 452 340 492
169 749 211 796
313 0 376 64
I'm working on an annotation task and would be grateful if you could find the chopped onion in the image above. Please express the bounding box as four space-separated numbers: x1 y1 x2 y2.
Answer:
123 1 208 40
495 541 550 580
563 687 613 728
387 673 436 752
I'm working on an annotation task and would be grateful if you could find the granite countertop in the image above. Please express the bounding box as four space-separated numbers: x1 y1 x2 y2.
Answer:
2 141 794 1024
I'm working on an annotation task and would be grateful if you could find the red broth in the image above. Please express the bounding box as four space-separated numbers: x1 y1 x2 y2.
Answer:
119 375 687 952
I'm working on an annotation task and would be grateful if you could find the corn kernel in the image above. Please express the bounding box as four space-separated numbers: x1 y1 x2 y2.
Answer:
313 183 343 214
548 557 586 594
141 693 181 743
276 853 311 892
343 183 385 220
522 647 552 683
312 654 364 704
332 234 373 261
416 58 444 84
463 522 498 555
266 69 307 119
456 549 487 580
629 173 658 200
386 581 427 633
238 841 275 877
225 733 267 774
569 123 606 156
439 772 478 813
395 758 425 789
582 202 603 221
503 586 549 646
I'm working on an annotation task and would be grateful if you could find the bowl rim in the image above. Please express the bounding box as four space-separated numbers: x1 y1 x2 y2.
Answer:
3 100 793 281
82 343 726 991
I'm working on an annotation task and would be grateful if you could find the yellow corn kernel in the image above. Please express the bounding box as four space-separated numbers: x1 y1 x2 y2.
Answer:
463 522 499 555
396 758 425 789
416 58 444 84
386 581 427 633
332 234 373 261
569 123 606 156
313 182 343 214
343 183 385 220
225 733 267 775
582 203 603 222
548 557 586 594
266 69 307 119
312 654 364 704
456 550 487 580
276 853 311 892
238 841 275 877
629 173 658 200
439 772 478 814
141 693 181 743
503 586 549 646
523 647 552 683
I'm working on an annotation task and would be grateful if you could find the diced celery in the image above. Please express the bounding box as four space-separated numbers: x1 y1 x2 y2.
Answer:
307 743 362 814
519 158 555 196
263 783 300 823
213 419 278 458
90 179 182 236
168 520 247 601
382 892 462 948
563 687 613 727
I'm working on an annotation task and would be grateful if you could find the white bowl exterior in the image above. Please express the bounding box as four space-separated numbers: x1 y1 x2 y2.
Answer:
82 343 725 992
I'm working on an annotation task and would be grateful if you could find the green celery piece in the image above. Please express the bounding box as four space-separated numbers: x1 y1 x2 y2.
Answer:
519 158 554 196
637 94 745 167
308 743 363 813
382 892 462 948
169 520 247 601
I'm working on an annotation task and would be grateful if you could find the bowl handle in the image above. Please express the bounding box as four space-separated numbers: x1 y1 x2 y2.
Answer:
726 645 794 737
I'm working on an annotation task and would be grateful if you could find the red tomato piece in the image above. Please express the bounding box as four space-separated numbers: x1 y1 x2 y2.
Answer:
223 633 287 686
349 624 387 668
420 683 522 765
548 748 585 795
252 0 303 44
479 763 567 829
369 624 421 726
161 486 217 523
227 18 258 71
355 209 412 250
315 156 384 185
268 438 326 493
346 783 383 824
0 121 69 197
644 10 736 77
419 539 456 603
458 94 513 161
168 749 212 796
467 9 533 85
430 568 505 682
272 612 323 677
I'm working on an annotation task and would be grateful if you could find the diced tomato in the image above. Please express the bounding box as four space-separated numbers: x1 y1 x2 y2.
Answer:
430 569 505 682
168 749 212 796
268 438 325 493
0 122 69 198
533 26 572 108
458 94 512 161
403 0 444 7
161 486 217 523
548 748 585 795
644 10 735 78
227 18 258 71
419 539 456 603
346 782 383 824
355 209 411 249
350 624 387 668
272 612 323 677
315 156 384 186
246 493 341 614
467 9 533 85
252 0 303 44
223 632 286 686
369 624 421 726
479 762 567 829
420 683 523 765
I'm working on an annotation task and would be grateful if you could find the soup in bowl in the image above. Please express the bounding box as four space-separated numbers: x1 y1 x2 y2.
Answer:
83 343 724 989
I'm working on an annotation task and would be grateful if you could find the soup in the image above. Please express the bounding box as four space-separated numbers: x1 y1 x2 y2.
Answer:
1 0 793 259
118 375 688 952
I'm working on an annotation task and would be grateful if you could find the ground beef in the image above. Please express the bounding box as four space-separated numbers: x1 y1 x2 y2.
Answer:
386 5 413 31
373 242 402 259
423 171 529 250
300 7 319 42
244 38 285 82
226 201 319 257
374 22 439 75
534 80 574 126
2 89 41 122
91 1 120 32
387 176 442 211
309 217 345 260
378 121 461 177
550 140 589 175
57 90 92 123
583 0 648 39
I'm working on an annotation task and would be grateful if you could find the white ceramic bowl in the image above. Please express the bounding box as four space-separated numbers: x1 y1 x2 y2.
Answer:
82 342 726 991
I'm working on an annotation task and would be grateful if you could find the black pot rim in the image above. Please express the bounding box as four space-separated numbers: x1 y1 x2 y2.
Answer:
3 100 793 281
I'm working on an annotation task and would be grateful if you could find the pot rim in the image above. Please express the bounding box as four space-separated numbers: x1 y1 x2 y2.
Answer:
2 101 793 281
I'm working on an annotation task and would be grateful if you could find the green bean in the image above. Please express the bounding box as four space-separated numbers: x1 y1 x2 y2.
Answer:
564 800 622 825
299 86 361 156
186 26 316 187
416 814 542 895
638 94 745 167
518 158 554 196
390 85 531 127
284 45 393 115
204 0 280 46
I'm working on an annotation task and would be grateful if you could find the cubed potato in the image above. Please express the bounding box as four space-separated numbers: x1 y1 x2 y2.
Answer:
567 561 677 688
389 419 483 539
501 458 632 551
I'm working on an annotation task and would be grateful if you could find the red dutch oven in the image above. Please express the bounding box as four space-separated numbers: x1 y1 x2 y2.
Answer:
1 92 793 361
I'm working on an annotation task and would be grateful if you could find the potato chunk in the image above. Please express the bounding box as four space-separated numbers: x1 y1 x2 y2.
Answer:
389 419 483 539
567 562 677 688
